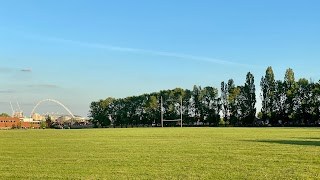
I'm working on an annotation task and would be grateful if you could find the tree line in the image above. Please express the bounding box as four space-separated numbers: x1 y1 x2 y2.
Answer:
89 66 320 127
260 67 320 126
89 72 256 127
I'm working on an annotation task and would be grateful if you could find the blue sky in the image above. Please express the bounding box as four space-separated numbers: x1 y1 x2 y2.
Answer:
1 0 320 117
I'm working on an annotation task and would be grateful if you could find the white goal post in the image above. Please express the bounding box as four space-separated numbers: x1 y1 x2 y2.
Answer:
161 96 183 127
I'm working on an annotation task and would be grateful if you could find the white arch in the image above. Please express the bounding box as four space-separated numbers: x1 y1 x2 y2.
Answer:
30 99 75 118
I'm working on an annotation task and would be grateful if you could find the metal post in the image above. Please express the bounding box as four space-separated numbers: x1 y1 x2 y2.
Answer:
180 96 183 128
161 96 163 127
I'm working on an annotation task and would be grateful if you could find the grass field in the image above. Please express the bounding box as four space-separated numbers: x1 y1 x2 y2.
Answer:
0 128 319 179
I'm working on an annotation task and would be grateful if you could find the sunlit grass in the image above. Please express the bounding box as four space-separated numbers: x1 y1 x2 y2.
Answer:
0 128 319 179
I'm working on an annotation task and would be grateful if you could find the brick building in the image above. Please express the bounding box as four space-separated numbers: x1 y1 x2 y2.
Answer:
0 117 19 129
0 117 40 129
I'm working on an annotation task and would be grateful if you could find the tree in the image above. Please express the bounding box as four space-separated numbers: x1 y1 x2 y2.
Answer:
0 113 11 118
192 85 201 123
260 66 276 123
40 121 47 129
240 72 256 125
310 81 320 124
46 115 53 128
274 80 286 123
125 96 140 127
159 89 184 127
228 85 241 125
114 98 127 128
89 98 114 128
221 81 229 124
144 95 159 126
295 78 311 124
87 66 320 127
284 68 297 124
17 121 22 129
182 89 193 126
200 86 220 126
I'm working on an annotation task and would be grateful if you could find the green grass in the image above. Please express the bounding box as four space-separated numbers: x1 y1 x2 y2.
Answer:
0 128 319 179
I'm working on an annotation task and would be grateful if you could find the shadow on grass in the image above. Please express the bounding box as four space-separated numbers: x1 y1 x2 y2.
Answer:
291 137 320 140
248 140 320 147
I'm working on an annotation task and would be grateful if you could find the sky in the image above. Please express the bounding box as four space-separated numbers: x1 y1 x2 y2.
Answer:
1 0 320 117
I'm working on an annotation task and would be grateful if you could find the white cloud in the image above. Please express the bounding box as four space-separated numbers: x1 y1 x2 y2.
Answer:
36 36 257 68
27 84 59 88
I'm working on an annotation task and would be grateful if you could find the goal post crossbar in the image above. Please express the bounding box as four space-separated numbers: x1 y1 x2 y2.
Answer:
161 96 183 127
162 119 182 122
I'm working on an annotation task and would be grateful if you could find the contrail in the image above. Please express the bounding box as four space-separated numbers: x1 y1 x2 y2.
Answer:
33 35 256 67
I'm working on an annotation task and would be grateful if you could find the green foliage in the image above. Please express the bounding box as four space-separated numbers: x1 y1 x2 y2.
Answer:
0 128 319 179
90 86 222 127
228 83 241 125
40 121 47 129
242 72 256 125
17 122 21 129
200 86 220 126
259 66 320 126
89 98 114 127
89 71 260 127
220 81 229 122
219 118 226 125
220 74 257 126
260 66 276 122
45 115 53 128
0 113 11 118
192 85 201 120
88 66 320 127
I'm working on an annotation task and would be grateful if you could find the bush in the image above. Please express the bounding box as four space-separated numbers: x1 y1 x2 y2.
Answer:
40 121 47 129
219 118 225 126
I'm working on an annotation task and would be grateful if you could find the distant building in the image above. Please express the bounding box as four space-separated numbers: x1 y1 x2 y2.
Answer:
0 117 19 129
48 114 62 121
20 118 34 122
56 115 72 123
74 116 87 122
31 113 46 121
13 111 24 118
0 117 40 129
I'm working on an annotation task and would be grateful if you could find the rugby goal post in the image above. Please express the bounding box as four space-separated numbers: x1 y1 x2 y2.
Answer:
161 96 183 127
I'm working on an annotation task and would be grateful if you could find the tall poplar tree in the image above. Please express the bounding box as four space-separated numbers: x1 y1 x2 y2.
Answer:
220 81 229 124
242 72 256 125
284 68 296 124
260 66 276 123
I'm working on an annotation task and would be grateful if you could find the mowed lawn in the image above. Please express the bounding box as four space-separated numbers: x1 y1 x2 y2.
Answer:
0 128 319 179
